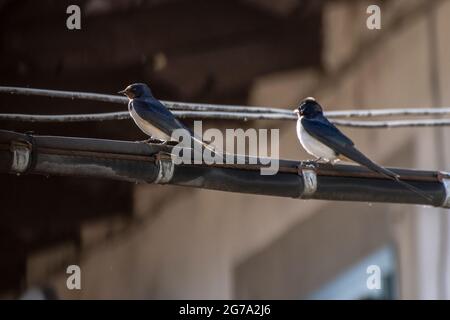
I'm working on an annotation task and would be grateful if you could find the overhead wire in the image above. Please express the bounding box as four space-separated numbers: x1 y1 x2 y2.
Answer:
1 86 450 128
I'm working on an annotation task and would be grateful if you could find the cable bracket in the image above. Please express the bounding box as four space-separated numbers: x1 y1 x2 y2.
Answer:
441 176 450 208
155 154 174 184
300 168 317 198
10 140 32 174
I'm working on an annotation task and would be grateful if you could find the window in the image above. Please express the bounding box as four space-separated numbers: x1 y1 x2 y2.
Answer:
309 246 397 300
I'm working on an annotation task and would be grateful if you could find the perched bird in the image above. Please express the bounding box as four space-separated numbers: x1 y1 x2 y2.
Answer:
119 83 219 159
119 83 187 143
294 97 432 202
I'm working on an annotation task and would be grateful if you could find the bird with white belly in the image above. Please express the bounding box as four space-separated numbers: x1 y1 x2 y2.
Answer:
294 97 432 202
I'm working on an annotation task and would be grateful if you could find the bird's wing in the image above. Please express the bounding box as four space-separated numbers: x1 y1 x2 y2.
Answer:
132 98 219 156
301 115 400 179
301 116 394 176
301 116 355 152
301 116 433 202
131 98 192 136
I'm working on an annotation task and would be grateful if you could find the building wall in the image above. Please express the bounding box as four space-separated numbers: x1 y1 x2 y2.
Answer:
42 0 450 299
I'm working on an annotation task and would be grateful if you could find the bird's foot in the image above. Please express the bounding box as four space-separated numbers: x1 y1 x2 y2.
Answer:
297 159 321 174
300 158 322 168
330 158 340 165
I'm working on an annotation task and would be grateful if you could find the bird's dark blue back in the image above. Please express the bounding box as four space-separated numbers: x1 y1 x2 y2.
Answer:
130 97 191 136
301 114 354 150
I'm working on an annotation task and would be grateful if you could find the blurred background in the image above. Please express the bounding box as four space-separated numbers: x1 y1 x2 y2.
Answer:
0 0 450 299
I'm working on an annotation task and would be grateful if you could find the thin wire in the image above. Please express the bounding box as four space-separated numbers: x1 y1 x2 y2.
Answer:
0 110 294 122
326 108 450 118
0 86 291 114
0 111 130 122
2 86 450 127
3 86 450 119
0 86 127 103
331 119 450 128
2 111 450 128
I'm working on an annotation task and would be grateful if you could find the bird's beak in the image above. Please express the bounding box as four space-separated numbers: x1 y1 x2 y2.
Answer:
118 89 127 95
293 109 300 115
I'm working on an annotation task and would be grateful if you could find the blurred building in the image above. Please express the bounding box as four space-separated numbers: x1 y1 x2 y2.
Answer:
0 0 449 299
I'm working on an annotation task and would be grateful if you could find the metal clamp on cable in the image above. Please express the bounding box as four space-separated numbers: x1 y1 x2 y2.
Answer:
154 154 174 184
300 168 317 198
10 140 32 174
440 175 450 208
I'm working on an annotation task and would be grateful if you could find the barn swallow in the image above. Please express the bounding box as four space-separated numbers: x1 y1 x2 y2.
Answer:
119 83 218 159
119 83 188 143
294 97 432 202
